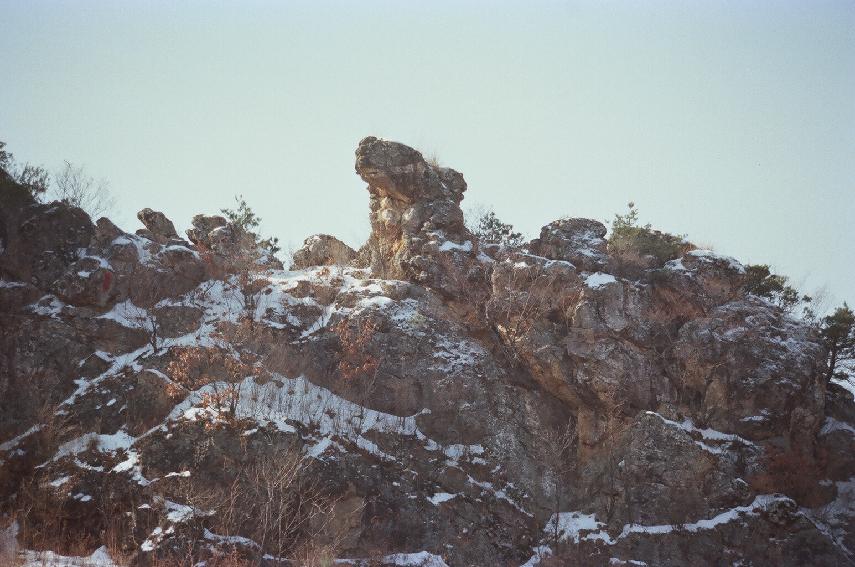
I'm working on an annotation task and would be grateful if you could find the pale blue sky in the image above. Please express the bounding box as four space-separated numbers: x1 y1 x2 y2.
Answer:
1 1 853 306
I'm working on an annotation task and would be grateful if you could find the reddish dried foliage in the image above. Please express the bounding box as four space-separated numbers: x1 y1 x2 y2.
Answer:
333 318 381 381
749 447 825 506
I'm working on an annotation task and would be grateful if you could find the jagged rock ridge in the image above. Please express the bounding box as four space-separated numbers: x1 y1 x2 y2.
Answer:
0 140 853 566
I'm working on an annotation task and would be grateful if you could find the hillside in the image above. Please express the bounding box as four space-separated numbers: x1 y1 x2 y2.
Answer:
0 137 853 566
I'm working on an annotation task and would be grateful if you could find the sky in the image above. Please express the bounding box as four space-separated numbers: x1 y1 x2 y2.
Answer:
1 1 853 307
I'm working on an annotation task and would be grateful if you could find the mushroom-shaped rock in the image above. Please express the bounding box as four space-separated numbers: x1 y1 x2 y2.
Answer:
136 208 178 243
355 136 466 205
291 234 356 269
354 137 479 295
528 217 608 271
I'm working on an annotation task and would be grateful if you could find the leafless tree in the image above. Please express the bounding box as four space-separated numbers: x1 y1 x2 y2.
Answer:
487 261 578 361
538 419 578 544
52 161 115 218
180 445 346 563
599 388 630 523
125 304 161 353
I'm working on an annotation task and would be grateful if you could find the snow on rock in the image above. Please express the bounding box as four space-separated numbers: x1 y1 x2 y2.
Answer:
97 299 151 328
686 249 745 273
617 494 790 538
546 510 609 544
165 499 194 523
584 272 617 289
53 430 136 461
50 475 72 487
437 240 472 253
29 295 65 318
381 551 450 566
431 334 485 372
112 234 154 265
168 373 483 467
204 529 260 549
18 546 117 567
832 376 855 399
428 492 458 506
527 494 792 564
0 425 42 451
820 417 855 437
806 477 855 552
646 411 756 454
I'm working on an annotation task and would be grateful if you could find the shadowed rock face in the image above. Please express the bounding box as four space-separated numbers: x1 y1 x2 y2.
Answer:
0 139 852 567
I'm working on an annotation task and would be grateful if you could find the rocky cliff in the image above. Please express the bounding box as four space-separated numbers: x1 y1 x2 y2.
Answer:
0 139 853 566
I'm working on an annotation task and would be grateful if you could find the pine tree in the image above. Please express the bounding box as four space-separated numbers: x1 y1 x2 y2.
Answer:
471 209 523 247
0 139 50 197
743 264 812 315
221 194 280 255
821 303 855 383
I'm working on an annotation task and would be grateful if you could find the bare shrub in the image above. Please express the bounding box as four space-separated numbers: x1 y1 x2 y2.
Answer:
164 346 266 423
748 447 824 506
595 387 631 524
487 261 580 361
125 304 161 353
179 446 347 563
333 317 382 382
52 161 115 218
538 419 578 544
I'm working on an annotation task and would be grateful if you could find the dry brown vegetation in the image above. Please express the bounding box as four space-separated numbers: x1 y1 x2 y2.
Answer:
749 446 825 507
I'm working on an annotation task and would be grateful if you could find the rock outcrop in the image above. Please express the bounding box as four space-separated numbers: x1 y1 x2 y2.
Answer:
136 208 179 243
528 217 609 272
0 137 852 567
185 214 250 254
355 136 482 297
291 234 357 269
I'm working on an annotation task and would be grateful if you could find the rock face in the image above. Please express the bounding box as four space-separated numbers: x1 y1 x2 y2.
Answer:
291 234 357 269
0 175 95 288
0 138 853 567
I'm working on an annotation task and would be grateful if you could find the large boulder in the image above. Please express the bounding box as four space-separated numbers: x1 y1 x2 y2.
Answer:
528 217 609 272
186 214 254 256
92 217 123 248
0 175 94 287
136 208 178 243
291 234 357 269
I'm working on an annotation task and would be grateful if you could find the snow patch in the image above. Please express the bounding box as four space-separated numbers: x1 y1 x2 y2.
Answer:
382 551 450 567
584 272 617 289
820 417 855 437
438 240 473 253
428 492 458 506
687 249 745 273
646 411 755 454
18 545 117 566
